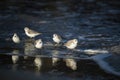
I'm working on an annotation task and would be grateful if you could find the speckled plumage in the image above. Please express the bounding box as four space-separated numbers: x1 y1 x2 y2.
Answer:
24 27 41 38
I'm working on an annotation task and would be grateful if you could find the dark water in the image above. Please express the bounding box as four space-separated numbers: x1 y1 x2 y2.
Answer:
0 0 120 80
0 54 119 80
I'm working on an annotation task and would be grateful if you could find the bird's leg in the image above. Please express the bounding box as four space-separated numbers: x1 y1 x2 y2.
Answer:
54 44 59 49
55 43 62 47
31 37 35 41
39 49 42 54
55 43 58 46
29 38 35 43
71 50 74 53
59 42 63 47
67 49 72 55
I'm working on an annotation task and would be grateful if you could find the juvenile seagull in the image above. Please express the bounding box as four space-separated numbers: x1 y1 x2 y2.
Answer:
64 39 78 50
53 34 62 45
35 39 43 49
12 33 20 44
24 27 41 38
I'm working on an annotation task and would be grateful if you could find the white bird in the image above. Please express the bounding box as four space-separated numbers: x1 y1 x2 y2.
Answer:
12 33 20 44
53 34 62 44
35 39 43 49
64 39 78 49
24 27 41 38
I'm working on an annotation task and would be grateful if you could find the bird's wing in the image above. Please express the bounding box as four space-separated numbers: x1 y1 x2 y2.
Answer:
28 29 41 34
64 40 73 46
57 35 62 40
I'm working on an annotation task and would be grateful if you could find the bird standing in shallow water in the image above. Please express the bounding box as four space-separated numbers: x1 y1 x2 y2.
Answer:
34 39 43 49
52 34 62 46
64 39 78 51
12 33 20 44
24 27 41 38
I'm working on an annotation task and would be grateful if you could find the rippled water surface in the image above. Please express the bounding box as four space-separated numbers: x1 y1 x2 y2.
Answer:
0 0 120 80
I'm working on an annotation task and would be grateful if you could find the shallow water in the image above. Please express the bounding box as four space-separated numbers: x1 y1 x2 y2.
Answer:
0 54 119 80
0 0 120 80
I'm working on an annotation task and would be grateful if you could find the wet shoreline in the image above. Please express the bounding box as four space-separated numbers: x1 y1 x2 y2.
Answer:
0 54 119 80
0 0 120 80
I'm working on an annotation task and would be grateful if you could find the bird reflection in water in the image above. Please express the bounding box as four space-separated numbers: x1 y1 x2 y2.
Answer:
24 40 36 59
11 49 20 64
64 58 77 70
52 50 60 66
34 56 42 71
